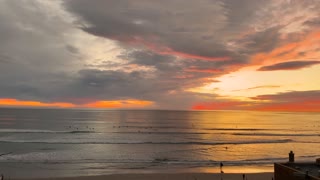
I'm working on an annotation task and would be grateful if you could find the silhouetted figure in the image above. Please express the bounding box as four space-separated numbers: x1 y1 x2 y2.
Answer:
289 151 294 162
220 162 224 173
1 174 4 180
242 174 245 180
220 162 224 180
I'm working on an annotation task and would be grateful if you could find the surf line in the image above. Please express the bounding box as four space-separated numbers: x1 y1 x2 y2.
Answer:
0 152 12 157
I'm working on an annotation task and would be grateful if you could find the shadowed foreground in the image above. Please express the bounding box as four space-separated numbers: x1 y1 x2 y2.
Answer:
14 173 274 180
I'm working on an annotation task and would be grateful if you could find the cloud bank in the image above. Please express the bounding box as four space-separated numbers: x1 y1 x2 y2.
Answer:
0 0 320 111
258 61 320 71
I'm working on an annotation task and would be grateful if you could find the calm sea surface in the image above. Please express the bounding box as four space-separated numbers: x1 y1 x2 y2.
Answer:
0 108 319 178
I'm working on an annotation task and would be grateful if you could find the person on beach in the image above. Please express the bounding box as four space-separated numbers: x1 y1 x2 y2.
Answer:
220 162 224 173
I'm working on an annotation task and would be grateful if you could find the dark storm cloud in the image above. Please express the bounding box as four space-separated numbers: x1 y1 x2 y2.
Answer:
63 0 236 60
0 69 73 102
54 48 224 107
222 0 269 33
121 50 179 72
65 45 80 54
233 27 283 54
257 61 320 71
62 0 254 101
0 0 83 101
58 68 212 109
119 50 247 89
63 0 280 60
67 69 156 99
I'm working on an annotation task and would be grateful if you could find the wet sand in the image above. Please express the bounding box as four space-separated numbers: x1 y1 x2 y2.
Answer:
14 172 274 180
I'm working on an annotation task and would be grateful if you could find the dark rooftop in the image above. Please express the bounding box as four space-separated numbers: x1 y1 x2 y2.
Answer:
282 162 320 179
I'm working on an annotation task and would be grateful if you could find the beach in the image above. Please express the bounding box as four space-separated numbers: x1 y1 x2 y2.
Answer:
14 173 274 180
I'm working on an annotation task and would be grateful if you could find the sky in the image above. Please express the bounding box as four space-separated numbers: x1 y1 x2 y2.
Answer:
0 0 320 111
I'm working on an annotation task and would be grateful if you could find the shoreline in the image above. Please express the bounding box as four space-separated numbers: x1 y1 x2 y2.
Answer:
2 164 274 179
13 172 274 180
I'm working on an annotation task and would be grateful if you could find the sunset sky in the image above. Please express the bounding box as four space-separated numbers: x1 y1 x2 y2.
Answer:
0 0 320 111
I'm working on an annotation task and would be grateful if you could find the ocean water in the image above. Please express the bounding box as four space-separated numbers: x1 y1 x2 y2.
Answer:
0 108 319 178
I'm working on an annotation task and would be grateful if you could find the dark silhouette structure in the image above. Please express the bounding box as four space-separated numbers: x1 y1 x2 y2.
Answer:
274 151 320 180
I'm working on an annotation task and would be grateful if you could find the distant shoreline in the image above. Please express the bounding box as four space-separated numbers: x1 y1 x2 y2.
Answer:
13 172 274 180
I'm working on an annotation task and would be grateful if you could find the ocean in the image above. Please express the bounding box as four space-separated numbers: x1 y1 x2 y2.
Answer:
0 108 319 178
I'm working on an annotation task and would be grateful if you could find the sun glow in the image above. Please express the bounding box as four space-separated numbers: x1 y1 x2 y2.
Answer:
191 65 320 99
0 98 154 109
0 99 75 108
84 99 154 108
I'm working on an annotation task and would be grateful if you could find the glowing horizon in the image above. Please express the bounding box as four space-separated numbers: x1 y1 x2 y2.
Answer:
0 98 154 109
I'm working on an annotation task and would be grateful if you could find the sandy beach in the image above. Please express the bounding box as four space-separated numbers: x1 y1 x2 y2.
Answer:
14 173 274 180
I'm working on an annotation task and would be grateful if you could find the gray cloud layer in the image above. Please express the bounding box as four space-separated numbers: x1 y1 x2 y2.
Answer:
64 0 231 58
257 61 320 71
0 0 83 101
1 0 320 109
252 90 320 102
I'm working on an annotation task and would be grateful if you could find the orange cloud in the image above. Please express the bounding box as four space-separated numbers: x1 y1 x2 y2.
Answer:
192 101 245 110
0 98 154 109
192 100 320 112
0 98 75 108
192 91 320 112
249 91 320 112
251 100 320 112
251 31 320 66
84 99 154 108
